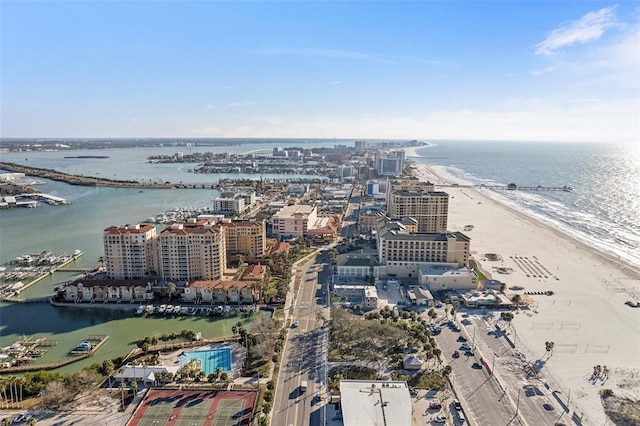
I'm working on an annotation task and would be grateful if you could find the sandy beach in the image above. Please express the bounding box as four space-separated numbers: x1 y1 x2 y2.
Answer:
412 162 640 425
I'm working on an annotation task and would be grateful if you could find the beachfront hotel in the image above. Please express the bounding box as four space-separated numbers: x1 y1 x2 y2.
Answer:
376 219 470 278
386 179 449 233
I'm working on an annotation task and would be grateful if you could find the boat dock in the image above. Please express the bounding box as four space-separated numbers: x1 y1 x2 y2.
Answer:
0 337 59 371
0 250 84 301
0 192 70 209
69 335 109 356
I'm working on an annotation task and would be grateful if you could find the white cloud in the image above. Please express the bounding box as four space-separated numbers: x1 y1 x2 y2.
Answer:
228 102 256 107
188 98 638 143
531 66 557 76
536 6 619 55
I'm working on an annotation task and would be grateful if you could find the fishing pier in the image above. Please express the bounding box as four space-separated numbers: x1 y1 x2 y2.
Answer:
437 183 573 192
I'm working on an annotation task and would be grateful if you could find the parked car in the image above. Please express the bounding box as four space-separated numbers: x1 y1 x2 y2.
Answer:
472 362 483 369
453 399 462 410
433 415 447 423
291 321 299 328
453 350 460 358
457 335 467 342
429 400 442 409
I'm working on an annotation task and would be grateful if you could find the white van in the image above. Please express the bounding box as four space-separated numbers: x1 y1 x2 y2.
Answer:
457 410 466 423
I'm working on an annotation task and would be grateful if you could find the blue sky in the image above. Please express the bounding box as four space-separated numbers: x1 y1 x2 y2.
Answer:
1 1 638 142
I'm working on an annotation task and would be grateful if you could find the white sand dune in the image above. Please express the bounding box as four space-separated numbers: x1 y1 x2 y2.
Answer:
413 163 640 424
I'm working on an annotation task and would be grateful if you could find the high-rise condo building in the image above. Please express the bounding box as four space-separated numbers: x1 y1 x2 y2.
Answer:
221 219 266 258
386 179 449 233
103 224 157 280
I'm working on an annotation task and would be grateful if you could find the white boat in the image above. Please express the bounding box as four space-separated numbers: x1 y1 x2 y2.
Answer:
145 305 154 314
165 305 174 314
173 305 181 314
135 305 145 315
180 307 189 315
159 304 166 314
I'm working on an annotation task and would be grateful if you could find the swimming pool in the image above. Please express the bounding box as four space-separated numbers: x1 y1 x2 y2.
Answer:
182 348 232 374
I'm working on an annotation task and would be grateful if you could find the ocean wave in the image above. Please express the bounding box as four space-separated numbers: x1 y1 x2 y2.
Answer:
429 164 640 268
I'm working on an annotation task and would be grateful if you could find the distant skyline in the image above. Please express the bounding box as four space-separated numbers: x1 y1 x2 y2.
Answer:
1 1 638 143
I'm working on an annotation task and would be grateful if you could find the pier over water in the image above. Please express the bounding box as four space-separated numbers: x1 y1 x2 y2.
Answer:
436 183 573 192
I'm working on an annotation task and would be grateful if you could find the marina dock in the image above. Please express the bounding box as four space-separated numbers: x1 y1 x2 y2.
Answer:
0 335 108 374
0 192 70 209
0 250 84 301
69 335 109 356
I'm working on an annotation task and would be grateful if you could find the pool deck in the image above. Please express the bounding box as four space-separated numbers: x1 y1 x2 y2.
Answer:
157 342 245 379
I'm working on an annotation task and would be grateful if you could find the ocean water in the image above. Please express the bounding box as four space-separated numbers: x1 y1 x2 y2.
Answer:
409 140 640 268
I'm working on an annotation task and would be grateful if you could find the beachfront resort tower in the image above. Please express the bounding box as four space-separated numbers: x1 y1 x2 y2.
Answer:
386 179 449 233
376 220 470 278
103 224 157 280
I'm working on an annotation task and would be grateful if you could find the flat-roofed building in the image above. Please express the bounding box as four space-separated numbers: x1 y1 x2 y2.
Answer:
377 220 470 278
387 189 449 233
418 266 478 291
333 284 379 310
214 195 245 216
271 204 318 238
103 224 157 280
339 380 412 426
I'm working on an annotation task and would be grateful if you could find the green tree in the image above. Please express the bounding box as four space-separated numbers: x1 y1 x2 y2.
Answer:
545 341 555 359
118 382 126 410
167 282 177 301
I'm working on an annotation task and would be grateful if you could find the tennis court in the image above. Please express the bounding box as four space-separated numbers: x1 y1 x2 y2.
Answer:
128 389 256 426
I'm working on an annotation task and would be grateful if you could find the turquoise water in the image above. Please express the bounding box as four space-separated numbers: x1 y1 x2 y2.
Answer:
181 348 232 373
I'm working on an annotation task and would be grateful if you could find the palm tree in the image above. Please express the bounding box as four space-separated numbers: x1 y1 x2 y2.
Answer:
512 294 522 306
544 341 555 359
167 282 177 301
130 380 138 395
118 381 126 410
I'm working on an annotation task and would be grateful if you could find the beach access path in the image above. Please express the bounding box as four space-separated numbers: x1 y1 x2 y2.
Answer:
414 163 640 426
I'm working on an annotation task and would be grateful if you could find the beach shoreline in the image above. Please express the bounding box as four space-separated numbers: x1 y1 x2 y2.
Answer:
413 162 640 424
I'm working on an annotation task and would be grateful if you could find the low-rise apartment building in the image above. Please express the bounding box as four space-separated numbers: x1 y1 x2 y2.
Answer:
63 279 154 303
183 280 256 305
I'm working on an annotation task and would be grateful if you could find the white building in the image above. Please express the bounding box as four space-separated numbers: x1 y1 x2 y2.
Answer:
339 380 412 426
418 266 478 291
214 194 246 215
332 285 379 310
271 204 318 238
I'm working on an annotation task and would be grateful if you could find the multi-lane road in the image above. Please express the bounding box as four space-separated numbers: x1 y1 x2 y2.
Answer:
272 252 332 426
433 312 569 426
